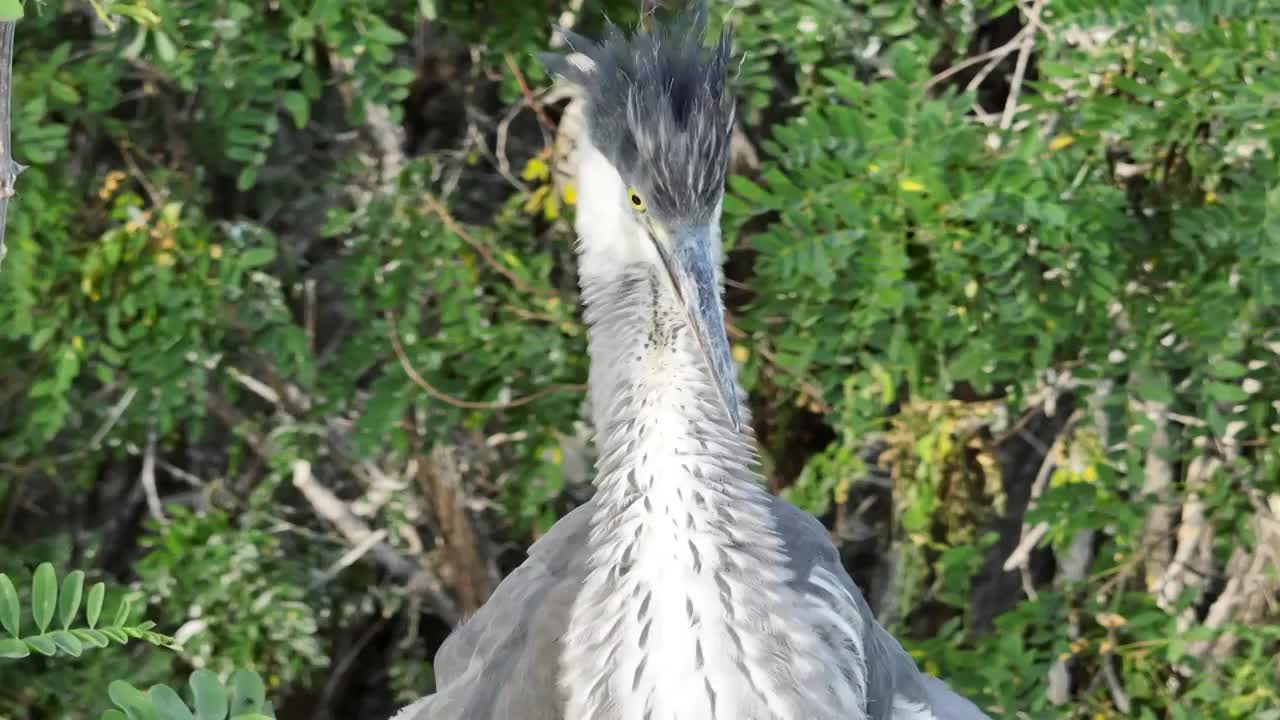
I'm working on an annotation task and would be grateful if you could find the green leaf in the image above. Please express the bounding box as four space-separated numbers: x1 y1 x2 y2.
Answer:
235 166 258 191
149 684 196 720
228 670 266 714
190 669 229 720
1208 359 1248 379
0 636 29 658
101 626 130 644
102 712 129 720
386 68 416 86
59 570 84 629
74 627 112 648
238 247 275 269
32 563 57 633
113 596 134 627
365 23 406 45
154 31 177 63
282 91 309 129
25 634 57 656
109 680 159 720
1206 381 1249 404
50 629 84 656
0 0 24 21
882 9 918 36
0 573 19 637
87 582 105 628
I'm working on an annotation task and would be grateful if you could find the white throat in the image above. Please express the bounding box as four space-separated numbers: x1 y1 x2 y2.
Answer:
558 144 868 720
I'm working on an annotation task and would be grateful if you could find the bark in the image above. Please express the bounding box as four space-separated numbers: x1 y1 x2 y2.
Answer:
417 444 500 615
1139 398 1175 593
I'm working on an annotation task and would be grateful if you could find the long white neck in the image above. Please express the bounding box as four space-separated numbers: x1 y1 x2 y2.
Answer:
559 143 866 720
562 257 791 719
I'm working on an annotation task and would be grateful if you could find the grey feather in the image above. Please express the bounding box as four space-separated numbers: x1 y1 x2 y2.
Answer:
393 8 991 719
394 489 988 719
540 1 735 223
391 503 592 720
766 498 989 719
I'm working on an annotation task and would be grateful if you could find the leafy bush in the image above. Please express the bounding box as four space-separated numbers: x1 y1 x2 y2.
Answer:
1 0 1277 717
102 669 276 720
0 563 173 659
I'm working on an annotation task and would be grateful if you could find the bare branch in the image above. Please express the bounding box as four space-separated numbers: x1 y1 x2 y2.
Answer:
417 444 500 614
1139 399 1175 593
384 309 586 410
140 417 166 524
0 20 22 272
1000 0 1047 131
1156 452 1219 610
1004 410 1082 575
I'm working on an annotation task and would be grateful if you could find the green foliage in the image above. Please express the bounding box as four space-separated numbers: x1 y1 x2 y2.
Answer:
133 508 327 687
2 0 1278 717
0 563 174 659
100 668 276 720
724 2 1280 716
0 0 22 21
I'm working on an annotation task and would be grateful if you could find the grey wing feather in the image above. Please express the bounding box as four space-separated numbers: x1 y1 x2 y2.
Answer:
391 500 595 720
769 497 991 720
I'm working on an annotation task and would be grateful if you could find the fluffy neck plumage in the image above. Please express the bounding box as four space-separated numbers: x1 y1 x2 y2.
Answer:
560 262 793 720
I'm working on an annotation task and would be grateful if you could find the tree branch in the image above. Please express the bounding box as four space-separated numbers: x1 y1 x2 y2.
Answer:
0 20 23 272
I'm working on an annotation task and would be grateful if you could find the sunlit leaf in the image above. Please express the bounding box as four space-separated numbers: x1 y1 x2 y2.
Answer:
32 563 57 633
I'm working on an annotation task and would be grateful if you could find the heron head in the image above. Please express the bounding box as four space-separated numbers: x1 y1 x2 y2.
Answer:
542 4 740 429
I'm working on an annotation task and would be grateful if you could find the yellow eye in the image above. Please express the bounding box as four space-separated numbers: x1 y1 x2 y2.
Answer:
627 188 647 212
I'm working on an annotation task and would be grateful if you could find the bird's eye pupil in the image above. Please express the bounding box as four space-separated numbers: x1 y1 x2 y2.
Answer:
630 193 641 206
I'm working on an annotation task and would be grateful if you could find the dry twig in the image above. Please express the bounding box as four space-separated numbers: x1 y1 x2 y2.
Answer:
421 192 554 298
505 53 556 132
385 309 586 410
1000 0 1048 130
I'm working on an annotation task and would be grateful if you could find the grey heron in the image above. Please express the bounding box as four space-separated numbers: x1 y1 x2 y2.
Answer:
393 6 992 719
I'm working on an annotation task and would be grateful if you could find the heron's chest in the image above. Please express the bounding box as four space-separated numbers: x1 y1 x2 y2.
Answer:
558 463 867 720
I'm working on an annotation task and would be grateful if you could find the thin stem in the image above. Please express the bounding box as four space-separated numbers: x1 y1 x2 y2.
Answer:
0 20 21 272
385 310 585 410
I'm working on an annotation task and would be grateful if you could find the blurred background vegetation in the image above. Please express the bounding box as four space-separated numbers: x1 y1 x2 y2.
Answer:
0 0 1277 717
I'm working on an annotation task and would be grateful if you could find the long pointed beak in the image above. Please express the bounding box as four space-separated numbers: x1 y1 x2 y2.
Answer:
655 223 741 431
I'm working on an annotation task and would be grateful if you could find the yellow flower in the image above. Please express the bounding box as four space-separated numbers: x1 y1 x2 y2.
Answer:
731 344 750 364
833 477 850 505
1049 134 1075 151
521 156 550 182
209 244 223 259
898 178 925 193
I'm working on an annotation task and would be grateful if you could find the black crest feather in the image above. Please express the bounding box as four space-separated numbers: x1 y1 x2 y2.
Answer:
541 3 736 222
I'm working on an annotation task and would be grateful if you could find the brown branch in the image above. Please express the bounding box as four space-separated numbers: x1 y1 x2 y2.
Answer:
417 444 500 614
385 310 585 410
504 53 555 132
421 192 554 298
